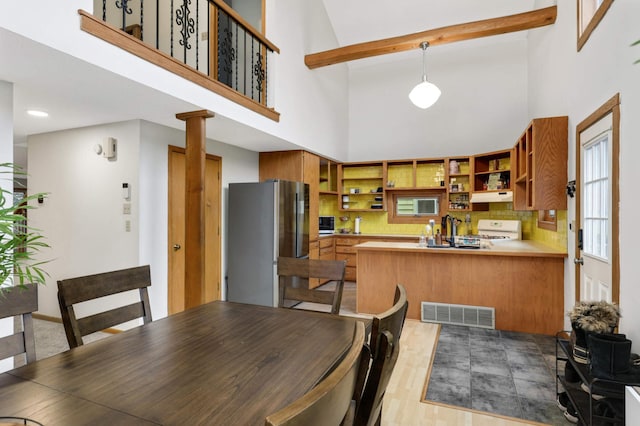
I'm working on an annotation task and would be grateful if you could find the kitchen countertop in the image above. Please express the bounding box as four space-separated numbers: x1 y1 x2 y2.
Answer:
354 240 567 258
319 233 420 239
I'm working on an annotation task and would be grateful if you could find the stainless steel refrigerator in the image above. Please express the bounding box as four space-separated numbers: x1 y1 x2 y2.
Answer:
227 180 309 307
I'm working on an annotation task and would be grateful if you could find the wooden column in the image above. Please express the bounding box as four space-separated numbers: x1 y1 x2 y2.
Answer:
176 110 214 309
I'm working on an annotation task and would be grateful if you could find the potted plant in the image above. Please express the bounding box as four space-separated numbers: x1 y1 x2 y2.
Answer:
0 162 49 292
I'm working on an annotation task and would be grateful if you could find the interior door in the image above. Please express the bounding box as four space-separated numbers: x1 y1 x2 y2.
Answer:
575 95 620 303
168 146 222 314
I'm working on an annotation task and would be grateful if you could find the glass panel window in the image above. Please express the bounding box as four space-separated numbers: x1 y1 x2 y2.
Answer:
396 196 439 216
577 0 614 51
583 134 609 260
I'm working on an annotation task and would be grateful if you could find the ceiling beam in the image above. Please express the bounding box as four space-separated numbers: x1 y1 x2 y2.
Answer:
305 5 556 69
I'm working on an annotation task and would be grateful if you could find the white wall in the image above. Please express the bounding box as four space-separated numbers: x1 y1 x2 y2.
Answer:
528 1 640 342
28 119 258 321
348 39 529 161
267 0 349 160
28 122 142 319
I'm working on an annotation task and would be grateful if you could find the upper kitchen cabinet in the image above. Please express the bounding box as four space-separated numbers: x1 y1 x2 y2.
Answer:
513 117 568 211
385 158 446 190
338 161 386 212
446 157 472 211
259 150 320 241
319 158 338 195
472 149 512 193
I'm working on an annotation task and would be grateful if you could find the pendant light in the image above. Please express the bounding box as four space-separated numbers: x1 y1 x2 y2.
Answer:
409 42 441 109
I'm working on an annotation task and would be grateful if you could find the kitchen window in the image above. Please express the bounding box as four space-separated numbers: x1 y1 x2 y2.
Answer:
387 191 446 224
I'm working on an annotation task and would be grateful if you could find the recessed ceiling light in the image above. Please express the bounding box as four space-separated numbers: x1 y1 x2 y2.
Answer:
27 109 49 117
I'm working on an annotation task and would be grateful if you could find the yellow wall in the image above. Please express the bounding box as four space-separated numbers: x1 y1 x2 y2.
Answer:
319 196 567 251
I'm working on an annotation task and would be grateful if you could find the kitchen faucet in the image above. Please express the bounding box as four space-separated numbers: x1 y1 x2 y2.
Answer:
442 214 461 246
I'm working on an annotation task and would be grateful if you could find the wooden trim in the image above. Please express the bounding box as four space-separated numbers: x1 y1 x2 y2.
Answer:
78 10 280 122
305 6 556 69
577 0 614 52
209 0 279 53
386 190 447 224
574 93 620 303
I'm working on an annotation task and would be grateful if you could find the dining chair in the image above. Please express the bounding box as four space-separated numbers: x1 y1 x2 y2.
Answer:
277 257 347 315
264 321 366 426
0 283 38 365
350 284 409 426
57 265 152 348
368 284 408 360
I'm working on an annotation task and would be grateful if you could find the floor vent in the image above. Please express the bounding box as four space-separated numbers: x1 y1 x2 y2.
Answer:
421 301 495 329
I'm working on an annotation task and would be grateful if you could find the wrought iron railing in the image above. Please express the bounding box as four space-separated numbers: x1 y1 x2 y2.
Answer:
99 0 278 108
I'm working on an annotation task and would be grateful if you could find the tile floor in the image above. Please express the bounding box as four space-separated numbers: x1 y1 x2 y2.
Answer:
424 324 567 425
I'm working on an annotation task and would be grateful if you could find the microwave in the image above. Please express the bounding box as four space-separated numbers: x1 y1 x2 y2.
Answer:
319 216 335 234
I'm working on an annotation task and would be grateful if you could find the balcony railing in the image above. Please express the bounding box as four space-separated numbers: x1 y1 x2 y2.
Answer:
95 0 279 114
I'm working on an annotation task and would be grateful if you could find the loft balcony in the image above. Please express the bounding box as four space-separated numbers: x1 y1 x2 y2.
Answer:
80 0 279 121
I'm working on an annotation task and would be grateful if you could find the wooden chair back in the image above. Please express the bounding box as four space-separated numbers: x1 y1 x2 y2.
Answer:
353 284 408 426
354 330 398 426
0 284 38 364
369 284 408 359
277 257 346 315
265 321 366 426
57 265 152 348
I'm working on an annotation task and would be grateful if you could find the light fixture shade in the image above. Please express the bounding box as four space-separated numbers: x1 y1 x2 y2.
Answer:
409 80 441 109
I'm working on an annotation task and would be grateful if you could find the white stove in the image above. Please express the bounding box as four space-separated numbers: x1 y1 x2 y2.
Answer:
454 219 521 248
476 219 522 240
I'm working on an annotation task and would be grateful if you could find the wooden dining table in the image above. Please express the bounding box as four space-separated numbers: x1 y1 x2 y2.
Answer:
0 301 368 425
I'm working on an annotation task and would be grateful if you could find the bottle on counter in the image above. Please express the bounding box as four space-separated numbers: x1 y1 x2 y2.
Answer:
435 229 442 246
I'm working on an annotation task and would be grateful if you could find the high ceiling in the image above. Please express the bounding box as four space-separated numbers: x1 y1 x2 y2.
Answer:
3 0 543 168
321 0 538 67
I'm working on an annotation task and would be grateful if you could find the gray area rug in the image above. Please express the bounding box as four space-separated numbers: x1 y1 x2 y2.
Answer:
424 324 567 425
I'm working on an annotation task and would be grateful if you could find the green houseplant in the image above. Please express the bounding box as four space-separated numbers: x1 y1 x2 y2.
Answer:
0 163 49 292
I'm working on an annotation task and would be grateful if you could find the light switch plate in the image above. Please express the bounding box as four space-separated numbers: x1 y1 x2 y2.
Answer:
123 203 131 215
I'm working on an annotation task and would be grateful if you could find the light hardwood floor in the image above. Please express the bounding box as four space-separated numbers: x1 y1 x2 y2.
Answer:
319 281 547 426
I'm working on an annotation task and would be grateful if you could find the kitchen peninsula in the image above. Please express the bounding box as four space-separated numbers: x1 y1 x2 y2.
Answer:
356 240 567 335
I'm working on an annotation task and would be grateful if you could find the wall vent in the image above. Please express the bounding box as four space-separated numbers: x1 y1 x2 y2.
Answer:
421 301 495 329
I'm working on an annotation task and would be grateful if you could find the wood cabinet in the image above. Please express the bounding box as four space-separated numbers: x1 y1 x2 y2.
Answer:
446 157 472 211
472 149 512 193
334 235 417 283
356 242 565 335
338 162 386 212
335 237 358 281
260 150 320 242
308 240 320 288
319 158 338 195
513 116 568 211
319 237 335 260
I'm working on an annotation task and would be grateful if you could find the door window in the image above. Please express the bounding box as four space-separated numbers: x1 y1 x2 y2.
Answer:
582 129 610 260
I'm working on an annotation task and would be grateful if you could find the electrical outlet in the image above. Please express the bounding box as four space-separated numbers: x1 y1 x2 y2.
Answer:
123 203 131 215
201 31 208 41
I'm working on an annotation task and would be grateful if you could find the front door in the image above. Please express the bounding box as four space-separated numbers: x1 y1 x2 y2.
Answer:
575 95 620 303
168 146 222 314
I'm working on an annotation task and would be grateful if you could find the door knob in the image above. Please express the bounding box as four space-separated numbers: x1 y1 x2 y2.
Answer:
173 244 181 251
574 257 584 265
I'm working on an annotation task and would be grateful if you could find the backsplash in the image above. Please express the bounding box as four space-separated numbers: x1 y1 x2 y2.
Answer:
319 198 567 251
